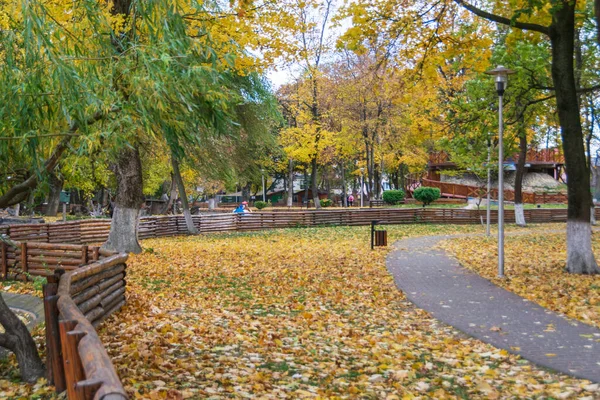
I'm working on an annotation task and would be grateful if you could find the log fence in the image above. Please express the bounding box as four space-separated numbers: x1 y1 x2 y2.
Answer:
0 207 586 256
0 205 589 399
2 235 128 399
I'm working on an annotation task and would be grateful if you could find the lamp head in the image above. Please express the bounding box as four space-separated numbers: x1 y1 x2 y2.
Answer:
485 65 515 96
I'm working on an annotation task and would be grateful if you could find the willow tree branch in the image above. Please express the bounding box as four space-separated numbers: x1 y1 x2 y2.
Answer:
0 133 80 141
0 107 119 208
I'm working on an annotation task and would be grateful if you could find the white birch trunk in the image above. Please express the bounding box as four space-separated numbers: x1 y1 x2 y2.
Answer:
566 220 600 274
102 206 142 254
514 203 526 227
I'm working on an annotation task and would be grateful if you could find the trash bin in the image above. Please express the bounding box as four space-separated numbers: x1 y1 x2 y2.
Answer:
371 220 387 248
374 230 387 247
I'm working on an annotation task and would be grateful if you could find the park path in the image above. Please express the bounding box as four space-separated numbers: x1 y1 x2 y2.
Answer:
386 235 600 383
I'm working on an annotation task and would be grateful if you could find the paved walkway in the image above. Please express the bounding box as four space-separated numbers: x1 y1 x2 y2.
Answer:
0 292 44 359
387 235 600 383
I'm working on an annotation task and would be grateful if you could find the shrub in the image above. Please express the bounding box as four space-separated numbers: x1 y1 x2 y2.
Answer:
413 187 441 207
255 201 269 210
382 189 405 205
320 199 333 207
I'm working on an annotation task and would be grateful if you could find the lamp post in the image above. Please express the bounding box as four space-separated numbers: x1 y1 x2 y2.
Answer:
261 169 266 202
485 65 515 278
486 136 491 237
360 167 365 208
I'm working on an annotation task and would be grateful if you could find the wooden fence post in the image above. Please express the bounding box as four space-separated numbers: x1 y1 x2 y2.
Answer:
81 245 88 266
1 242 7 280
59 320 86 399
43 276 66 392
91 246 100 261
75 378 103 399
20 242 27 273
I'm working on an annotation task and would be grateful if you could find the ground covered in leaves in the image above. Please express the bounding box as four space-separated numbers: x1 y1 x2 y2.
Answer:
97 224 598 399
442 232 600 330
2 223 599 399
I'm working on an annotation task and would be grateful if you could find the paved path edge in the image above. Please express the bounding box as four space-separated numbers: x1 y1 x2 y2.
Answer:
386 234 600 383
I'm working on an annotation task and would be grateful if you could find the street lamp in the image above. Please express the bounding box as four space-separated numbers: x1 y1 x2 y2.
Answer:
359 167 365 208
485 65 515 278
486 136 491 237
261 169 266 202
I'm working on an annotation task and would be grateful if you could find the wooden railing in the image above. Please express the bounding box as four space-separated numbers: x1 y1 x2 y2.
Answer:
1 237 128 399
1 241 103 280
403 176 568 204
514 148 565 163
428 148 565 165
0 208 586 253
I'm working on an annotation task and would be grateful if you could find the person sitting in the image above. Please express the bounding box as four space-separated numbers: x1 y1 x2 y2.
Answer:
242 201 252 213
233 203 245 214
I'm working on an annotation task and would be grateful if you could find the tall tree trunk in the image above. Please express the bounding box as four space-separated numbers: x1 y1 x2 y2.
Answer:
171 155 197 234
368 145 375 200
46 173 63 216
0 294 45 383
550 6 598 274
161 175 177 214
514 130 527 227
102 146 143 254
325 166 332 199
287 158 294 207
380 156 385 198
311 157 321 209
364 140 371 199
596 0 600 45
593 166 600 203
341 162 347 207
242 183 250 202
303 167 309 205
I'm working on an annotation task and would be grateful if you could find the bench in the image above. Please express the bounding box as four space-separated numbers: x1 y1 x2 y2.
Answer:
369 199 385 208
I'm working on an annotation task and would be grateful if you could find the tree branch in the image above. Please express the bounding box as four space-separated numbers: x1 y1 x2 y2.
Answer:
453 0 550 35
532 84 600 93
0 107 119 208
0 332 15 350
0 133 80 141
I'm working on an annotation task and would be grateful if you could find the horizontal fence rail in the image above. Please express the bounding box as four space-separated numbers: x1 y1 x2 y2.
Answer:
0 208 584 252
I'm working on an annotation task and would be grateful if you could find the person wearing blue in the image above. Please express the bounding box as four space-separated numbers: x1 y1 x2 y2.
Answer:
233 201 252 214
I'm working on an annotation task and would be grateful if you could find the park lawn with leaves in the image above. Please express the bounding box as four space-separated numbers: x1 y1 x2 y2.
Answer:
441 232 600 329
89 224 598 399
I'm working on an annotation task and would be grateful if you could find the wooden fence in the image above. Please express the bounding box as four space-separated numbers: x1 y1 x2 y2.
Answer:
1 237 128 400
405 176 569 204
0 208 585 251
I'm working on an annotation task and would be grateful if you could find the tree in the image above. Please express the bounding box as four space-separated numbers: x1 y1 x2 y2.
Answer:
0 293 45 383
454 0 599 273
